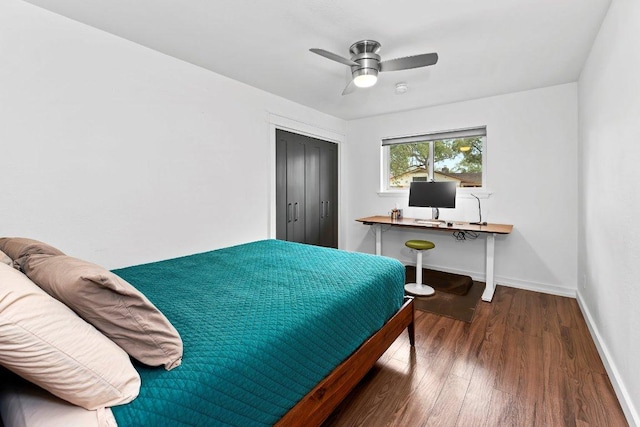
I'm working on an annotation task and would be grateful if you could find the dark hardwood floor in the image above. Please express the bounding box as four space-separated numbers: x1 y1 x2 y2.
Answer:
323 286 628 427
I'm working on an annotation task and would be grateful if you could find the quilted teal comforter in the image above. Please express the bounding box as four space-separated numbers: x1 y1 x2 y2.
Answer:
110 239 405 426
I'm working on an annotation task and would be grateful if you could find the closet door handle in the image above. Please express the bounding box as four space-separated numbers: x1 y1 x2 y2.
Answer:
326 201 330 217
287 203 292 223
294 202 299 221
321 201 325 219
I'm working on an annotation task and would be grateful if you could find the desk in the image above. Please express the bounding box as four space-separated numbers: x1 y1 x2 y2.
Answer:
356 215 513 302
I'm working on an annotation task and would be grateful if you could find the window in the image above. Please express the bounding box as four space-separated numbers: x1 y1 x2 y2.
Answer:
381 126 486 191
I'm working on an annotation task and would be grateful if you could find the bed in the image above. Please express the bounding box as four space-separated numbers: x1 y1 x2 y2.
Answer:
0 239 414 427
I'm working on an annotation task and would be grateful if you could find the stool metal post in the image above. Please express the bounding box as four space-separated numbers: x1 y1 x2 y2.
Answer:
416 251 423 285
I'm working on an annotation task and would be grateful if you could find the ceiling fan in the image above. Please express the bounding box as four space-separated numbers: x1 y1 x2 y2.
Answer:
310 40 438 95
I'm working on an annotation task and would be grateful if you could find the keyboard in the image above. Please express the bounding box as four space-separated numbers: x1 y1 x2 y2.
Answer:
415 219 442 225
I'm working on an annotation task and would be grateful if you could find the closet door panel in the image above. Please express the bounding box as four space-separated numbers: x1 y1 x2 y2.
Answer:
319 142 338 248
286 139 306 243
275 138 288 241
304 143 321 246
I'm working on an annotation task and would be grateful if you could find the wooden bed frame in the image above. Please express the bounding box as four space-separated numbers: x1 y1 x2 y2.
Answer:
276 296 415 427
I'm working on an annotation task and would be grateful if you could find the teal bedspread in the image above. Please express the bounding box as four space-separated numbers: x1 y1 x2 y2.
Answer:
110 239 405 427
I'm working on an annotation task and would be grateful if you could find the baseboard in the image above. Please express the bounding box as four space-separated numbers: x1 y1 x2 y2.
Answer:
576 291 638 427
411 260 576 298
493 275 576 298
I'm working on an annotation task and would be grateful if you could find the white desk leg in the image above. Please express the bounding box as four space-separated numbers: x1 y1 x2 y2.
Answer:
482 233 496 302
374 224 382 256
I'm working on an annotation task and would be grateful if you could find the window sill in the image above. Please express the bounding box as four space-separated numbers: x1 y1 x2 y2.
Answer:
377 191 407 197
378 189 493 199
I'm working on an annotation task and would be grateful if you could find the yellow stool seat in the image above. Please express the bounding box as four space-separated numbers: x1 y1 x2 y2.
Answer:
405 240 435 251
405 239 436 297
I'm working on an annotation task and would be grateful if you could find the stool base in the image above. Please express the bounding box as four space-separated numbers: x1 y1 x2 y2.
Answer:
404 283 435 297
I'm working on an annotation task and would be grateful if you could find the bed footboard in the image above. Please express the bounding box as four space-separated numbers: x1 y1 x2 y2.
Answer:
276 296 415 427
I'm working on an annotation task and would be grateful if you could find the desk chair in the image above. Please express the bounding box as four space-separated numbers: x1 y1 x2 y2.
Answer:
404 239 436 296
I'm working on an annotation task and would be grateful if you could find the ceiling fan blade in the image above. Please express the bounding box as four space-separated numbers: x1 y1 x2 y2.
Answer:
341 79 356 96
310 48 359 67
380 52 438 72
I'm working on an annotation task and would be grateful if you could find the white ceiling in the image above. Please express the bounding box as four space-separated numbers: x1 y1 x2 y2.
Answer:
25 0 611 120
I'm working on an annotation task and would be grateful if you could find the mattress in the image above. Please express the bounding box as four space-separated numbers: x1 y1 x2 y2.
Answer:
110 239 405 426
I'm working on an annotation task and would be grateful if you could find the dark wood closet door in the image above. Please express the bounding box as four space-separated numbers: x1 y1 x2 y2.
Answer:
275 129 338 248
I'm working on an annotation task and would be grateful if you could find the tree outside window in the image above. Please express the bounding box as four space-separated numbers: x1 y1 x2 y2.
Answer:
383 127 485 190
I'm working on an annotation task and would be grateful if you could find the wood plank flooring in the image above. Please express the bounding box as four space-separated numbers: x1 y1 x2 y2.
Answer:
323 286 628 427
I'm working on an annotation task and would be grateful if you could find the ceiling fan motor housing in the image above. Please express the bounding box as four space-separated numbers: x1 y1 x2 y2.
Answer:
349 40 381 75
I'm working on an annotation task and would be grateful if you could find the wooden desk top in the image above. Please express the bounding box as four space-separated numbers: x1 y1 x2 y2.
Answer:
356 215 513 234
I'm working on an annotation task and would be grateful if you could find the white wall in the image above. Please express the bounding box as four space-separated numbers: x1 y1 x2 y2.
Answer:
344 84 578 296
1 0 634 422
578 0 640 424
0 0 345 269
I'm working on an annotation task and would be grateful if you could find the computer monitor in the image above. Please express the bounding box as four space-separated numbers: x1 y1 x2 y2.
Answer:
408 181 457 222
408 181 457 208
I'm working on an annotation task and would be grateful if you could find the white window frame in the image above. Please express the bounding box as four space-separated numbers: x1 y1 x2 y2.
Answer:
379 126 488 196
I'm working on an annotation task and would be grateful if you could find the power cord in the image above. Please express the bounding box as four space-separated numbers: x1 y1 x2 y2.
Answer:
452 230 479 241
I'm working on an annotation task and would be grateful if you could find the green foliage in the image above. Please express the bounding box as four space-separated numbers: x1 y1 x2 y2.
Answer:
389 137 483 183
389 142 429 183
435 137 482 173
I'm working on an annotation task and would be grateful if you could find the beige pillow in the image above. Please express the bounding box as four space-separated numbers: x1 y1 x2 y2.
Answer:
22 254 183 370
0 263 140 410
0 237 65 269
0 249 11 266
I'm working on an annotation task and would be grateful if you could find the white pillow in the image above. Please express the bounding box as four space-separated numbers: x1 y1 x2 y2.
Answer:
0 263 141 410
0 249 11 266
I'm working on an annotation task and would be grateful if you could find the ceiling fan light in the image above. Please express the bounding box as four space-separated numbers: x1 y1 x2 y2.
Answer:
353 69 378 88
